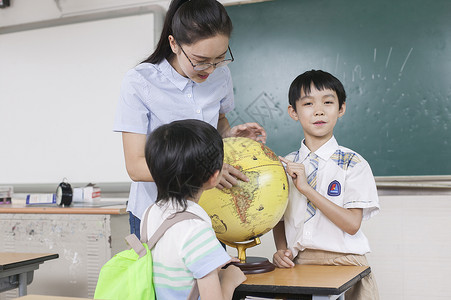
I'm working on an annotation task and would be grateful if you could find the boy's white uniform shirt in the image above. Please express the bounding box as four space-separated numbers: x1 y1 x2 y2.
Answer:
283 136 380 258
113 58 234 220
141 200 231 300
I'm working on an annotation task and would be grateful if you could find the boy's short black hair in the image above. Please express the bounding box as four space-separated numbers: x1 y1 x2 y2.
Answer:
145 119 224 210
288 70 346 110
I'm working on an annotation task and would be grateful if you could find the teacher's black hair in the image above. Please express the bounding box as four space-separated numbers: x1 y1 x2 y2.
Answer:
142 0 233 64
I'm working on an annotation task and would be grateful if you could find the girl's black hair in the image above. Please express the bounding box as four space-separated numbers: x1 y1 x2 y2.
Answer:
289 70 347 110
142 0 233 64
145 119 224 211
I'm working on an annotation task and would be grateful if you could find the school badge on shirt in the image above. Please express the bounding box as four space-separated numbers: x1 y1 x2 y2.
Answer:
327 180 341 196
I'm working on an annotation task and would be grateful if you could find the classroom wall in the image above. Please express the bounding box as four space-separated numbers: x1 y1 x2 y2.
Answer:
0 13 155 184
0 0 259 185
0 1 166 185
3 0 450 187
0 0 246 28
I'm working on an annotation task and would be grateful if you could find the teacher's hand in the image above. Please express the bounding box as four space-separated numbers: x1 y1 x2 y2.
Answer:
216 163 249 189
229 122 267 143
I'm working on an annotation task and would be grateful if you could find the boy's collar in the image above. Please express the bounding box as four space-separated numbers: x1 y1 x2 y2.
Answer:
298 136 339 162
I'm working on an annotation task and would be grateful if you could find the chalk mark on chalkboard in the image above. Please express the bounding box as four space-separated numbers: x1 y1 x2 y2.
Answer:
372 48 377 79
225 110 246 128
335 53 340 74
244 92 284 126
400 48 413 73
337 46 414 87
352 65 365 82
385 47 393 69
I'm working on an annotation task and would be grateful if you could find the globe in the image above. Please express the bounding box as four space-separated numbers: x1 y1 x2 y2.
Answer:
199 137 289 267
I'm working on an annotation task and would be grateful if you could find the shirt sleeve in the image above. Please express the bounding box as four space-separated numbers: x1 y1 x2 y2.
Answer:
219 66 235 114
113 68 151 134
343 159 380 220
180 220 231 279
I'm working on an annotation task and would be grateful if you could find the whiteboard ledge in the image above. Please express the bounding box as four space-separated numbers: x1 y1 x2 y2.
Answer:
375 175 451 189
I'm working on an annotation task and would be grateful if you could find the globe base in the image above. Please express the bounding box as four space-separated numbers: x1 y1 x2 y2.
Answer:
231 256 275 274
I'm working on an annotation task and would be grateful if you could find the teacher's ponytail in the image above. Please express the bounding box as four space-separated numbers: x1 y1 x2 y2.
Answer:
142 0 232 64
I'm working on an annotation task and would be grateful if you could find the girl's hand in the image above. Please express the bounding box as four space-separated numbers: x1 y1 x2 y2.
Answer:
217 163 248 189
218 265 247 287
218 256 240 270
229 122 267 143
279 156 310 193
272 249 295 268
228 257 241 263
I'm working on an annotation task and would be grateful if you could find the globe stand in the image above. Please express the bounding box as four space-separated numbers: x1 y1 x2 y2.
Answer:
221 237 275 274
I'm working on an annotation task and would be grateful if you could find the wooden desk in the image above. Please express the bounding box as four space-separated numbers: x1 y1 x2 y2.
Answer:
0 253 58 297
0 201 128 300
233 265 371 300
0 202 127 215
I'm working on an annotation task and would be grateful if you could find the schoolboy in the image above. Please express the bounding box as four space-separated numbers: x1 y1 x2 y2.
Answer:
272 70 380 300
141 119 246 299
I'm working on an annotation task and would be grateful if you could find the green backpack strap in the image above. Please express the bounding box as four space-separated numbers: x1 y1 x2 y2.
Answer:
139 203 154 245
125 234 146 258
123 204 155 259
139 204 202 247
140 204 203 300
146 211 202 249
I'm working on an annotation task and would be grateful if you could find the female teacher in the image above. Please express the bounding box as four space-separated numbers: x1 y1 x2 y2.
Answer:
113 0 266 238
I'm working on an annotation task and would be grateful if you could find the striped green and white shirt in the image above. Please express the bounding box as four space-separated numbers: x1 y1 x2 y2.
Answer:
142 200 231 299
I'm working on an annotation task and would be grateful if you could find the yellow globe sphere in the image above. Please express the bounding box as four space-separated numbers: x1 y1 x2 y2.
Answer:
199 137 289 243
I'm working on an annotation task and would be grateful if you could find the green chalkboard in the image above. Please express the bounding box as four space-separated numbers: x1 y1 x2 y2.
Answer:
225 0 451 176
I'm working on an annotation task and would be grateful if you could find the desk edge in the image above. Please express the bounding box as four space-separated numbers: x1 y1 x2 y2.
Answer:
1 254 59 271
235 266 371 296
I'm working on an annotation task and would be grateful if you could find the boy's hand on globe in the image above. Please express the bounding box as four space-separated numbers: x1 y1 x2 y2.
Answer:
279 156 310 193
229 122 267 143
273 249 295 268
217 163 249 189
